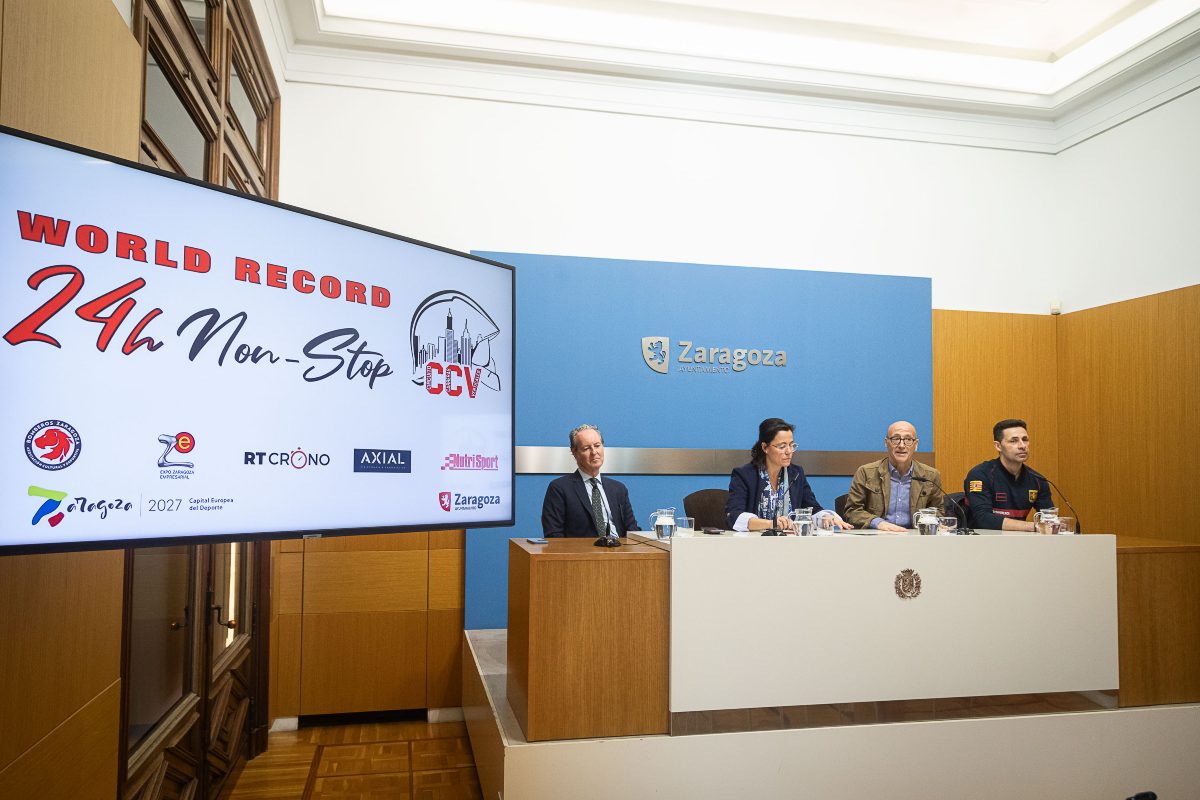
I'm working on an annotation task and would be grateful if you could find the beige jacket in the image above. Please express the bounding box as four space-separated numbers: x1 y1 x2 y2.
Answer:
843 458 945 529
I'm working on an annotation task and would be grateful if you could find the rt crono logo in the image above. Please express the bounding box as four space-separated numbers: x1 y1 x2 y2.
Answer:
25 420 82 470
243 448 331 469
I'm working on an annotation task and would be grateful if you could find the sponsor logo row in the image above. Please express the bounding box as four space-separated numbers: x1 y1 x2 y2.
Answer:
24 420 500 478
19 420 507 532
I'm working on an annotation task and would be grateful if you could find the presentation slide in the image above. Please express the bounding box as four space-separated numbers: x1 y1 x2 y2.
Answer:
0 128 514 554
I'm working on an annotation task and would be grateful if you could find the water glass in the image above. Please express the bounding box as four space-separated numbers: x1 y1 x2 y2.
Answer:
814 514 836 536
938 516 957 535
1056 516 1076 535
789 508 813 536
676 516 695 534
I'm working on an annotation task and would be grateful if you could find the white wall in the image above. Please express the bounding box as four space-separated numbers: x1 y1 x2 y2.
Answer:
1053 88 1200 313
277 78 1198 314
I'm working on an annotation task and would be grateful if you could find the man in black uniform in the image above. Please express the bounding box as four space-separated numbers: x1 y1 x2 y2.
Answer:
964 418 1054 531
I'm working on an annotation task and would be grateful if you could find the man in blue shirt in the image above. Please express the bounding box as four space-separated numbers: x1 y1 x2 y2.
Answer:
843 421 945 531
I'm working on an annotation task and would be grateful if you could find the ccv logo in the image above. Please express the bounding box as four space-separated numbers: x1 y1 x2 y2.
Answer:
409 290 502 398
642 337 669 374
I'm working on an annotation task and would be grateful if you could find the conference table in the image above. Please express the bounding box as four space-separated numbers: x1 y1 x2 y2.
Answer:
508 529 1133 741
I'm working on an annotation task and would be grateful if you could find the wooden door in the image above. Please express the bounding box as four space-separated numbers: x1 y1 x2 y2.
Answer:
122 541 268 800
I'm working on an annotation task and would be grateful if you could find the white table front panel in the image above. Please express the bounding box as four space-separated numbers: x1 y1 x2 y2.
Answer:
669 533 1118 712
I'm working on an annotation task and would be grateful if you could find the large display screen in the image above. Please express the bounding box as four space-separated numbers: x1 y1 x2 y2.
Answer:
0 127 514 555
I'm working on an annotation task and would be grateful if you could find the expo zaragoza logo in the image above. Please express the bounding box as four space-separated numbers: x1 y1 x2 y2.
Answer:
642 336 788 375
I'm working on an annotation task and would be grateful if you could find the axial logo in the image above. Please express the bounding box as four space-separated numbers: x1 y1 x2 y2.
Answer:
28 485 133 527
353 448 412 474
441 453 499 471
158 431 196 480
243 449 331 469
410 290 502 399
439 491 502 511
25 420 81 470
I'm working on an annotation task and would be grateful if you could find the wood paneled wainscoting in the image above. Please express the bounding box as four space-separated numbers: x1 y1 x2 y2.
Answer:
933 283 1198 547
270 530 466 721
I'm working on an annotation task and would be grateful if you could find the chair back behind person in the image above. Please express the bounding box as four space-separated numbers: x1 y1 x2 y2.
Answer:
684 489 729 530
834 493 850 519
944 491 972 528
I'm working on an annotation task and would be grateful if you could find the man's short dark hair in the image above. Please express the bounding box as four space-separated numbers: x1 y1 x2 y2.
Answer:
993 418 1028 442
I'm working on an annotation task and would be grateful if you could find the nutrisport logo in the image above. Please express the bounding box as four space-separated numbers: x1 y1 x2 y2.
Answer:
25 420 82 470
409 290 502 399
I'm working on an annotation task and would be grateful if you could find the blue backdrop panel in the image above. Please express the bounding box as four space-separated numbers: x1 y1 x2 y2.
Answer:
465 252 932 630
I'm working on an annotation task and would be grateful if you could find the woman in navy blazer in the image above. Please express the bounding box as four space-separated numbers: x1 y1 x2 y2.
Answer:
725 417 850 532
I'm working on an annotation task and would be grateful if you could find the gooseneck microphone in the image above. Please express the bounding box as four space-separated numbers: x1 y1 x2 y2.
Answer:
1024 466 1083 534
911 474 971 533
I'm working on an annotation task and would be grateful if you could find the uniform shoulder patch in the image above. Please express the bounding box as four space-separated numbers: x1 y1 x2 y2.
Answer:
969 480 983 492
1028 489 1038 502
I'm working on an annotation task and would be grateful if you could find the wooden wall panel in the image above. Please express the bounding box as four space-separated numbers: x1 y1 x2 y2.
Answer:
1116 544 1200 707
427 610 465 708
300 612 428 715
303 551 428 613
271 614 302 718
932 310 1060 496
429 548 464 611
303 532 428 552
0 0 140 158
275 552 303 615
1057 285 1200 543
0 550 124 770
0 680 120 800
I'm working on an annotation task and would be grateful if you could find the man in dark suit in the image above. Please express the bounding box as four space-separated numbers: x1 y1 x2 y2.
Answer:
541 424 639 538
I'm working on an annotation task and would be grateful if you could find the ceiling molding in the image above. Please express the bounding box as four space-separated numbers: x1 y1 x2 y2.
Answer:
265 0 1200 153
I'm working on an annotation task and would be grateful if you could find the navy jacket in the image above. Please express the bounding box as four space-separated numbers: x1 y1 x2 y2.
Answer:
725 462 824 528
541 472 640 538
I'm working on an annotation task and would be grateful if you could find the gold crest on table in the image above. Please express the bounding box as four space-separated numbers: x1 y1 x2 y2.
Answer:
894 568 922 599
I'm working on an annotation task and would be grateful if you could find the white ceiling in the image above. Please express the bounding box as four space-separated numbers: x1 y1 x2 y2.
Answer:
267 0 1200 150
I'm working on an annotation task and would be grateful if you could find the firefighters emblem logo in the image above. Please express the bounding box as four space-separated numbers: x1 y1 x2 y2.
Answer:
894 568 922 599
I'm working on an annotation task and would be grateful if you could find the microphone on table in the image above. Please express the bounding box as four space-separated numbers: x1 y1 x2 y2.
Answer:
911 474 972 534
593 519 622 548
1024 466 1083 534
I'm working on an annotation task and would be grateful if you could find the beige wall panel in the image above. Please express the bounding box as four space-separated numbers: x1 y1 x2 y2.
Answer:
274 551 303 615
0 0 140 158
932 310 1059 495
303 531 428 552
427 609 464 708
1058 285 1199 543
279 538 303 553
428 529 465 549
300 612 428 715
0 549 123 770
0 679 120 800
271 613 303 719
429 548 464 611
303 551 428 614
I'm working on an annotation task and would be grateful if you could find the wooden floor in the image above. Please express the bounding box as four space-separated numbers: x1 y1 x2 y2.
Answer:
228 718 482 799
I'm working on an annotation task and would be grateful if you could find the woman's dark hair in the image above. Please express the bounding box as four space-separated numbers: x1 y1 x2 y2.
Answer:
750 417 794 468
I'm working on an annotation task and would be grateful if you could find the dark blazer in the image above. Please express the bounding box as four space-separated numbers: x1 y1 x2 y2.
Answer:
541 471 640 538
725 463 824 528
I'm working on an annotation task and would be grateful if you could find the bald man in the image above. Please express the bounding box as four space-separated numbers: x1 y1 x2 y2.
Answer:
843 421 945 532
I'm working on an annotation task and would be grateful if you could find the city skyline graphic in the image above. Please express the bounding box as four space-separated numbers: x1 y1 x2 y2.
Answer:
409 291 502 392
